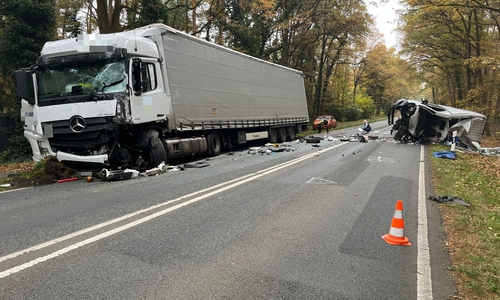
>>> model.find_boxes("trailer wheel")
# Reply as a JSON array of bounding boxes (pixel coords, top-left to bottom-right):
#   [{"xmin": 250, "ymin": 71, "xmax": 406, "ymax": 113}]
[
  {"xmin": 278, "ymin": 127, "xmax": 287, "ymax": 143},
  {"xmin": 149, "ymin": 135, "xmax": 167, "ymax": 167},
  {"xmin": 207, "ymin": 132, "xmax": 222, "ymax": 156},
  {"xmin": 286, "ymin": 126, "xmax": 296, "ymax": 141},
  {"xmin": 268, "ymin": 128, "xmax": 278, "ymax": 143}
]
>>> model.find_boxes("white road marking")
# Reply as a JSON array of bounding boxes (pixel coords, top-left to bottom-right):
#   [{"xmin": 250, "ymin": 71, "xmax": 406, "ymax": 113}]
[
  {"xmin": 0, "ymin": 142, "xmax": 348, "ymax": 278},
  {"xmin": 372, "ymin": 125, "xmax": 393, "ymax": 133},
  {"xmin": 417, "ymin": 146, "xmax": 433, "ymax": 299},
  {"xmin": 306, "ymin": 177, "xmax": 337, "ymax": 184},
  {"xmin": 367, "ymin": 156, "xmax": 394, "ymax": 163}
]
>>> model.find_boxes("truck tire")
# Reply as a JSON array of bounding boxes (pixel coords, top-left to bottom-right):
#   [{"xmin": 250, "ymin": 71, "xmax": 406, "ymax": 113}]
[
  {"xmin": 149, "ymin": 135, "xmax": 167, "ymax": 167},
  {"xmin": 306, "ymin": 137, "xmax": 321, "ymax": 143},
  {"xmin": 278, "ymin": 127, "xmax": 287, "ymax": 143},
  {"xmin": 286, "ymin": 126, "xmax": 296, "ymax": 141},
  {"xmin": 207, "ymin": 132, "xmax": 222, "ymax": 156},
  {"xmin": 268, "ymin": 128, "xmax": 278, "ymax": 143}
]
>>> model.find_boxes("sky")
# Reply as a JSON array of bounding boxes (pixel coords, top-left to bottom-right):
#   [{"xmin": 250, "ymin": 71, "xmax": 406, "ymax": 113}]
[{"xmin": 367, "ymin": 0, "xmax": 402, "ymax": 48}]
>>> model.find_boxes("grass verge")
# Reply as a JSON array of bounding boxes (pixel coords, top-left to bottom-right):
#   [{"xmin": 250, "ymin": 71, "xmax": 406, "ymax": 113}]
[
  {"xmin": 0, "ymin": 157, "xmax": 75, "ymax": 188},
  {"xmin": 429, "ymin": 143, "xmax": 500, "ymax": 299}
]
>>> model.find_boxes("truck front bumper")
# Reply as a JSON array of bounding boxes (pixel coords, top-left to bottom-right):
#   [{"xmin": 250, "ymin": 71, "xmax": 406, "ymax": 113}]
[
  {"xmin": 56, "ymin": 151, "xmax": 109, "ymax": 166},
  {"xmin": 24, "ymin": 129, "xmax": 109, "ymax": 167}
]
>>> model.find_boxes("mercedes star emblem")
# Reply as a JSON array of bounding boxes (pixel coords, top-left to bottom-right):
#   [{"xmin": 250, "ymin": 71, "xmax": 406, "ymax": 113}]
[{"xmin": 69, "ymin": 115, "xmax": 86, "ymax": 133}]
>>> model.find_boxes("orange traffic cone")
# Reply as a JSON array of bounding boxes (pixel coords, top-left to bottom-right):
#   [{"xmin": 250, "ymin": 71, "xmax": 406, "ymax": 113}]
[{"xmin": 382, "ymin": 200, "xmax": 411, "ymax": 246}]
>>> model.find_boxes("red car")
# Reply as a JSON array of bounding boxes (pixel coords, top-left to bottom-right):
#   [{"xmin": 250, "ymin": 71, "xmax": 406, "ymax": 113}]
[{"xmin": 312, "ymin": 115, "xmax": 337, "ymax": 130}]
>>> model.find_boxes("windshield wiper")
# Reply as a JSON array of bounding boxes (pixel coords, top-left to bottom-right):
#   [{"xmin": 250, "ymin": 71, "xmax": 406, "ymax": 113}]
[{"xmin": 102, "ymin": 77, "xmax": 125, "ymax": 90}]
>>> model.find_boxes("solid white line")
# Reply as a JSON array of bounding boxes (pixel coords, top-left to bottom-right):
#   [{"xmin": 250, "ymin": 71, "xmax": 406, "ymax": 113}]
[
  {"xmin": 0, "ymin": 171, "xmax": 264, "ymax": 279},
  {"xmin": 372, "ymin": 125, "xmax": 393, "ymax": 133},
  {"xmin": 0, "ymin": 187, "xmax": 31, "ymax": 194},
  {"xmin": 417, "ymin": 146, "xmax": 433, "ymax": 299},
  {"xmin": 0, "ymin": 172, "xmax": 256, "ymax": 263},
  {"xmin": 0, "ymin": 142, "xmax": 348, "ymax": 278}
]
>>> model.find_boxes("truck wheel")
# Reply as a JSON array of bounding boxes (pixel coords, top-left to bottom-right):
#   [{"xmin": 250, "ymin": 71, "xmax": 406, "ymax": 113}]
[
  {"xmin": 149, "ymin": 135, "xmax": 167, "ymax": 167},
  {"xmin": 268, "ymin": 128, "xmax": 278, "ymax": 143},
  {"xmin": 278, "ymin": 127, "xmax": 287, "ymax": 143},
  {"xmin": 207, "ymin": 132, "xmax": 222, "ymax": 156},
  {"xmin": 286, "ymin": 126, "xmax": 296, "ymax": 141},
  {"xmin": 306, "ymin": 137, "xmax": 321, "ymax": 143}
]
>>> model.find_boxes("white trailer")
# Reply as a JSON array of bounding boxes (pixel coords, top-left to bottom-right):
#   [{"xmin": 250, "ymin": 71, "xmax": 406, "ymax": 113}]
[{"xmin": 15, "ymin": 24, "xmax": 309, "ymax": 170}]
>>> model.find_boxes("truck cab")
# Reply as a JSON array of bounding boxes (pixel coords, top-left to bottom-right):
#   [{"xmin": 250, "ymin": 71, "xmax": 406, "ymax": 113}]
[{"xmin": 16, "ymin": 30, "xmax": 171, "ymax": 170}]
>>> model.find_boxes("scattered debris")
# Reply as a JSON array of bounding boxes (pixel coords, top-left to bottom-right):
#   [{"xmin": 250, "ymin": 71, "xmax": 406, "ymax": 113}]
[
  {"xmin": 141, "ymin": 162, "xmax": 168, "ymax": 176},
  {"xmin": 428, "ymin": 195, "xmax": 470, "ymax": 207},
  {"xmin": 184, "ymin": 161, "xmax": 210, "ymax": 168},
  {"xmin": 96, "ymin": 169, "xmax": 136, "ymax": 181},
  {"xmin": 57, "ymin": 177, "xmax": 78, "ymax": 183},
  {"xmin": 470, "ymin": 142, "xmax": 500, "ymax": 157},
  {"xmin": 433, "ymin": 151, "xmax": 456, "ymax": 160},
  {"xmin": 306, "ymin": 137, "xmax": 321, "ymax": 144},
  {"xmin": 6, "ymin": 156, "xmax": 77, "ymax": 187},
  {"xmin": 165, "ymin": 165, "xmax": 184, "ymax": 172},
  {"xmin": 357, "ymin": 134, "xmax": 368, "ymax": 143}
]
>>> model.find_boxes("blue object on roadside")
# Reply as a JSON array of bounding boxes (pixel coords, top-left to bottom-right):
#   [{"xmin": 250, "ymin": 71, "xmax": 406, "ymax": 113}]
[{"xmin": 433, "ymin": 150, "xmax": 456, "ymax": 160}]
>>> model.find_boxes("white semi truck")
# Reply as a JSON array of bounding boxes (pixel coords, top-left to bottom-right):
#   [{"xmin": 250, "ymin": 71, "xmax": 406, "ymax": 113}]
[{"xmin": 15, "ymin": 24, "xmax": 309, "ymax": 170}]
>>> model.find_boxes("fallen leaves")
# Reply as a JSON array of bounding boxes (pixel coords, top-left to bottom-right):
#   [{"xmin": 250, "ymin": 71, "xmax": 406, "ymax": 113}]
[{"xmin": 0, "ymin": 161, "xmax": 34, "ymax": 175}]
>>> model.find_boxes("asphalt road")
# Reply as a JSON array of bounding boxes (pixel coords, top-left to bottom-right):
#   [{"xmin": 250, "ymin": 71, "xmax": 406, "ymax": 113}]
[{"xmin": 0, "ymin": 121, "xmax": 456, "ymax": 299}]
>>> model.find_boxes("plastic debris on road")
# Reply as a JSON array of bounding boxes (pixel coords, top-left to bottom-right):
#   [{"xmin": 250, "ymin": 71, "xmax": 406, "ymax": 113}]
[
  {"xmin": 427, "ymin": 195, "xmax": 471, "ymax": 207},
  {"xmin": 184, "ymin": 161, "xmax": 210, "ymax": 168}
]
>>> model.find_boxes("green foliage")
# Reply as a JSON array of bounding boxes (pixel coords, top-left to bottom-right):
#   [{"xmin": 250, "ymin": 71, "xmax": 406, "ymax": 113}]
[
  {"xmin": 0, "ymin": 0, "xmax": 56, "ymax": 161},
  {"xmin": 343, "ymin": 106, "xmax": 360, "ymax": 121},
  {"xmin": 0, "ymin": 102, "xmax": 31, "ymax": 163},
  {"xmin": 134, "ymin": 0, "xmax": 170, "ymax": 28},
  {"xmin": 0, "ymin": 0, "xmax": 56, "ymax": 75},
  {"xmin": 355, "ymin": 93, "xmax": 374, "ymax": 119},
  {"xmin": 400, "ymin": 0, "xmax": 500, "ymax": 126}
]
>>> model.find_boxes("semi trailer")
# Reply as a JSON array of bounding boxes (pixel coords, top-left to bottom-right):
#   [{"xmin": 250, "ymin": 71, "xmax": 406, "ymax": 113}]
[{"xmin": 15, "ymin": 23, "xmax": 309, "ymax": 170}]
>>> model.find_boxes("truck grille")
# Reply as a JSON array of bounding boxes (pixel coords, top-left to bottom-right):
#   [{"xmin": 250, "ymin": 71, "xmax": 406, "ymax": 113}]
[{"xmin": 42, "ymin": 117, "xmax": 113, "ymax": 154}]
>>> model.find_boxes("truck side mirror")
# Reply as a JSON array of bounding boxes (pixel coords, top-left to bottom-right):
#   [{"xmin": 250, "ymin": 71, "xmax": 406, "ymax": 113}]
[{"xmin": 15, "ymin": 68, "xmax": 35, "ymax": 105}]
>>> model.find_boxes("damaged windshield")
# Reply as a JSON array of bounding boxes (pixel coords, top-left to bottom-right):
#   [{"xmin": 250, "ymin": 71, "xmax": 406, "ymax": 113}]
[{"xmin": 37, "ymin": 59, "xmax": 126, "ymax": 105}]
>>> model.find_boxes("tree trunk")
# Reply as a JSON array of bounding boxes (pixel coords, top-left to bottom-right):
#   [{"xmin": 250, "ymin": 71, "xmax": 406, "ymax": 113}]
[
  {"xmin": 313, "ymin": 35, "xmax": 327, "ymax": 117},
  {"xmin": 96, "ymin": 0, "xmax": 123, "ymax": 33}
]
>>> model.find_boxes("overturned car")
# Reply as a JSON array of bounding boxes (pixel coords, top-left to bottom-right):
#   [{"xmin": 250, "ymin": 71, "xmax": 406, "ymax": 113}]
[{"xmin": 388, "ymin": 99, "xmax": 486, "ymax": 147}]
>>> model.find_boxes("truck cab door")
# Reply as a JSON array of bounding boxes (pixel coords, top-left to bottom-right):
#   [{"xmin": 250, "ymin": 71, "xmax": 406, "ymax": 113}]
[{"xmin": 129, "ymin": 58, "xmax": 168, "ymax": 123}]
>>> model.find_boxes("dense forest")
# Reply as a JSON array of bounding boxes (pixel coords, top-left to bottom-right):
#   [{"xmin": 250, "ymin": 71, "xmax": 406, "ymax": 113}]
[{"xmin": 0, "ymin": 0, "xmax": 499, "ymax": 160}]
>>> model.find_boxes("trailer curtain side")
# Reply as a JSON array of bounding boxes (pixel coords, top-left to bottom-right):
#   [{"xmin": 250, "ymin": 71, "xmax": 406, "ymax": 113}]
[{"xmin": 161, "ymin": 30, "xmax": 309, "ymax": 131}]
